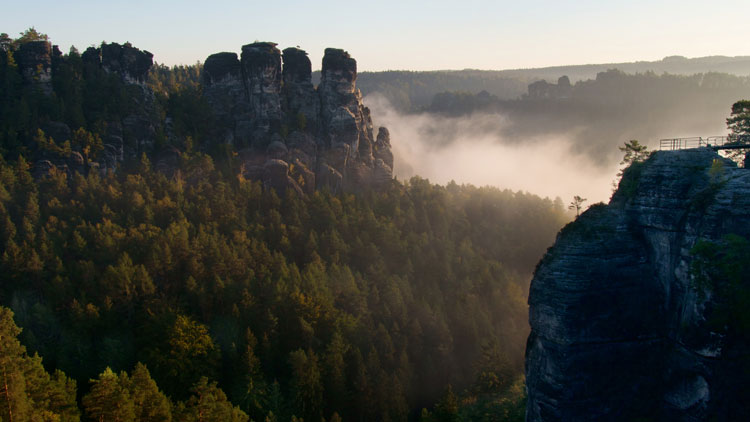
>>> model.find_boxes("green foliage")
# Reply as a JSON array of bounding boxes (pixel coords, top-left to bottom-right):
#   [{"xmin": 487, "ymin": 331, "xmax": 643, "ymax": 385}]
[
  {"xmin": 434, "ymin": 385, "xmax": 459, "ymax": 422},
  {"xmin": 176, "ymin": 377, "xmax": 248, "ymax": 422},
  {"xmin": 0, "ymin": 154, "xmax": 566, "ymax": 421},
  {"xmin": 690, "ymin": 234, "xmax": 750, "ymax": 331},
  {"xmin": 727, "ymin": 99, "xmax": 750, "ymax": 140},
  {"xmin": 689, "ymin": 234, "xmax": 750, "ymax": 412},
  {"xmin": 83, "ymin": 367, "xmax": 136, "ymax": 422},
  {"xmin": 619, "ymin": 140, "xmax": 649, "ymax": 167},
  {"xmin": 127, "ymin": 363, "xmax": 172, "ymax": 422},
  {"xmin": 0, "ymin": 307, "xmax": 80, "ymax": 422},
  {"xmin": 146, "ymin": 315, "xmax": 220, "ymax": 398},
  {"xmin": 568, "ymin": 195, "xmax": 587, "ymax": 217},
  {"xmin": 613, "ymin": 140, "xmax": 651, "ymax": 200},
  {"xmin": 72, "ymin": 127, "xmax": 103, "ymax": 164},
  {"xmin": 689, "ymin": 159, "xmax": 728, "ymax": 212}
]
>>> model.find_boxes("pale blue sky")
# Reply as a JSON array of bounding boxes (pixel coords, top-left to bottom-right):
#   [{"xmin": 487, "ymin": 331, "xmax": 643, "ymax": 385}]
[{"xmin": 3, "ymin": 0, "xmax": 749, "ymax": 71}]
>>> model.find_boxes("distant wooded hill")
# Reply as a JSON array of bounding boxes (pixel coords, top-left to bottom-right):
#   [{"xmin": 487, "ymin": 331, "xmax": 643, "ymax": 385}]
[{"xmin": 311, "ymin": 55, "xmax": 750, "ymax": 111}]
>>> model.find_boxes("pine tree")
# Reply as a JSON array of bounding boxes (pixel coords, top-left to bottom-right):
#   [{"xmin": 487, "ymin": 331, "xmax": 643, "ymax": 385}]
[
  {"xmin": 82, "ymin": 367, "xmax": 135, "ymax": 422},
  {"xmin": 0, "ymin": 307, "xmax": 80, "ymax": 422},
  {"xmin": 128, "ymin": 363, "xmax": 172, "ymax": 422},
  {"xmin": 0, "ymin": 307, "xmax": 32, "ymax": 422},
  {"xmin": 433, "ymin": 385, "xmax": 459, "ymax": 422},
  {"xmin": 177, "ymin": 377, "xmax": 248, "ymax": 422},
  {"xmin": 288, "ymin": 349, "xmax": 323, "ymax": 422}
]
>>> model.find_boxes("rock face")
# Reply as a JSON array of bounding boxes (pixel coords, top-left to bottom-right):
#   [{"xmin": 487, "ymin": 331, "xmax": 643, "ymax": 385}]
[
  {"xmin": 83, "ymin": 42, "xmax": 153, "ymax": 84},
  {"xmin": 525, "ymin": 149, "xmax": 750, "ymax": 421},
  {"xmin": 16, "ymin": 41, "xmax": 53, "ymax": 93},
  {"xmin": 202, "ymin": 44, "xmax": 393, "ymax": 193},
  {"xmin": 81, "ymin": 42, "xmax": 158, "ymax": 166}
]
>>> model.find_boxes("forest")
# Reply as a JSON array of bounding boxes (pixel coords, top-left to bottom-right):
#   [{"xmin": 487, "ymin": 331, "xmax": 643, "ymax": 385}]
[
  {"xmin": 0, "ymin": 149, "xmax": 567, "ymax": 421},
  {"xmin": 0, "ymin": 29, "xmax": 570, "ymax": 421}
]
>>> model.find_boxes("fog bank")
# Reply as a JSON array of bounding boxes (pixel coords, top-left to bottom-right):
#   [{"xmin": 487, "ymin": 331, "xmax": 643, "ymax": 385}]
[{"xmin": 366, "ymin": 94, "xmax": 619, "ymax": 205}]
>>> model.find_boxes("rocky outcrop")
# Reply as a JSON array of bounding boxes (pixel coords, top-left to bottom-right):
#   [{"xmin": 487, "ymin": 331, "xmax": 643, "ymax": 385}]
[
  {"xmin": 82, "ymin": 42, "xmax": 153, "ymax": 84},
  {"xmin": 202, "ymin": 44, "xmax": 393, "ymax": 193},
  {"xmin": 16, "ymin": 40, "xmax": 53, "ymax": 93},
  {"xmin": 526, "ymin": 148, "xmax": 750, "ymax": 421},
  {"xmin": 282, "ymin": 48, "xmax": 319, "ymax": 133},
  {"xmin": 81, "ymin": 42, "xmax": 157, "ymax": 166},
  {"xmin": 241, "ymin": 42, "xmax": 283, "ymax": 149},
  {"xmin": 15, "ymin": 36, "xmax": 392, "ymax": 193}
]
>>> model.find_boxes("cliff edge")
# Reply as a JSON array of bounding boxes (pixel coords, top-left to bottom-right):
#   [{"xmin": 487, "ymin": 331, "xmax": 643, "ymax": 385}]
[{"xmin": 525, "ymin": 148, "xmax": 750, "ymax": 421}]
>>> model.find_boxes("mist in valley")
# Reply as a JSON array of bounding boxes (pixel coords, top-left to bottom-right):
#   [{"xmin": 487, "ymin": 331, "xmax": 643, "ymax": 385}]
[
  {"xmin": 367, "ymin": 94, "xmax": 617, "ymax": 204},
  {"xmin": 366, "ymin": 69, "xmax": 744, "ymax": 206}
]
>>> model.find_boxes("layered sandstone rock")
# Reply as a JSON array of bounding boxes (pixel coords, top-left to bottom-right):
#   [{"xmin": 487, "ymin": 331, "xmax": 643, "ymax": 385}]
[
  {"xmin": 202, "ymin": 44, "xmax": 393, "ymax": 194},
  {"xmin": 526, "ymin": 149, "xmax": 750, "ymax": 421}
]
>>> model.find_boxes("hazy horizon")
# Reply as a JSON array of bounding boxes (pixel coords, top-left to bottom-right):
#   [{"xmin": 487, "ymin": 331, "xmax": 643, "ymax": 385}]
[{"xmin": 3, "ymin": 1, "xmax": 750, "ymax": 71}]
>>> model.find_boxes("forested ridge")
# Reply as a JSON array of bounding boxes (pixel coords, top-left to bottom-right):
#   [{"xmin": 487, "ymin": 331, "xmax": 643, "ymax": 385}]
[{"xmin": 0, "ymin": 30, "xmax": 569, "ymax": 422}]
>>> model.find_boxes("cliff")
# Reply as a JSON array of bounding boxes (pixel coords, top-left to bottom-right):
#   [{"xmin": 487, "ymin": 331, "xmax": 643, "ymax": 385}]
[{"xmin": 525, "ymin": 148, "xmax": 750, "ymax": 421}]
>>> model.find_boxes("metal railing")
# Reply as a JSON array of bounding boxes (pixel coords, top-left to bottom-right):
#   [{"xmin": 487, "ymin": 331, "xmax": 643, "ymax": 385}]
[{"xmin": 659, "ymin": 136, "xmax": 749, "ymax": 150}]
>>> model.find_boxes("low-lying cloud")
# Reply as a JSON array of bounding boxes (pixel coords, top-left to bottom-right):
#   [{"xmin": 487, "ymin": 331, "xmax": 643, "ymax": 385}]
[{"xmin": 365, "ymin": 94, "xmax": 620, "ymax": 205}]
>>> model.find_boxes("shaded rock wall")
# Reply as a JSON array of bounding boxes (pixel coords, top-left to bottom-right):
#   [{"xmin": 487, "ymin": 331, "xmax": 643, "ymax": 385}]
[
  {"xmin": 81, "ymin": 42, "xmax": 158, "ymax": 168},
  {"xmin": 17, "ymin": 40, "xmax": 53, "ymax": 93},
  {"xmin": 25, "ymin": 42, "xmax": 158, "ymax": 177},
  {"xmin": 526, "ymin": 148, "xmax": 750, "ymax": 421}
]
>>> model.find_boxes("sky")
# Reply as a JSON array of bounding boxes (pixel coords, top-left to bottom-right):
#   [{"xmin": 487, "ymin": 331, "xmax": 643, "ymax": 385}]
[{"xmin": 3, "ymin": 0, "xmax": 750, "ymax": 71}]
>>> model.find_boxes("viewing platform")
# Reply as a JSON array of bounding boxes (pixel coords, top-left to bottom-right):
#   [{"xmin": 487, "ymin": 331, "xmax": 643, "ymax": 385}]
[{"xmin": 659, "ymin": 135, "xmax": 750, "ymax": 151}]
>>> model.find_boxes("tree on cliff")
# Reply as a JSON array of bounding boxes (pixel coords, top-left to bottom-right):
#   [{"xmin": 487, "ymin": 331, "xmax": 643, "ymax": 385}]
[
  {"xmin": 619, "ymin": 140, "xmax": 649, "ymax": 167},
  {"xmin": 726, "ymin": 100, "xmax": 750, "ymax": 164},
  {"xmin": 12, "ymin": 27, "xmax": 48, "ymax": 48},
  {"xmin": 727, "ymin": 100, "xmax": 750, "ymax": 140},
  {"xmin": 569, "ymin": 195, "xmax": 587, "ymax": 217}
]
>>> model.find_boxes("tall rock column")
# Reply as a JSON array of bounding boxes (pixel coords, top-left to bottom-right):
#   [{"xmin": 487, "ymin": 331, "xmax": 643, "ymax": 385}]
[
  {"xmin": 203, "ymin": 52, "xmax": 246, "ymax": 145},
  {"xmin": 281, "ymin": 47, "xmax": 319, "ymax": 133},
  {"xmin": 317, "ymin": 48, "xmax": 377, "ymax": 189},
  {"xmin": 241, "ymin": 42, "xmax": 282, "ymax": 149}
]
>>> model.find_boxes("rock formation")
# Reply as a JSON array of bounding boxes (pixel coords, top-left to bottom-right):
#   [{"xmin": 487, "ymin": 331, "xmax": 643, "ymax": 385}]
[
  {"xmin": 21, "ymin": 41, "xmax": 158, "ymax": 178},
  {"xmin": 16, "ymin": 40, "xmax": 53, "ymax": 94},
  {"xmin": 80, "ymin": 42, "xmax": 158, "ymax": 168},
  {"xmin": 202, "ymin": 43, "xmax": 393, "ymax": 193},
  {"xmin": 526, "ymin": 148, "xmax": 750, "ymax": 421},
  {"xmin": 82, "ymin": 42, "xmax": 153, "ymax": 84},
  {"xmin": 15, "ymin": 36, "xmax": 392, "ymax": 193}
]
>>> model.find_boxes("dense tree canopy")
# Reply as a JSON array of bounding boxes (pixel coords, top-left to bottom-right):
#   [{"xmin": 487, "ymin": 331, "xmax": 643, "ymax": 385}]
[{"xmin": 0, "ymin": 151, "xmax": 567, "ymax": 420}]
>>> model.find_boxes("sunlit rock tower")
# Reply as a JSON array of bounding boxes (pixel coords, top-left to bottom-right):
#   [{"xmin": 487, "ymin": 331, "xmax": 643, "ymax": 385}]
[{"xmin": 202, "ymin": 43, "xmax": 394, "ymax": 194}]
